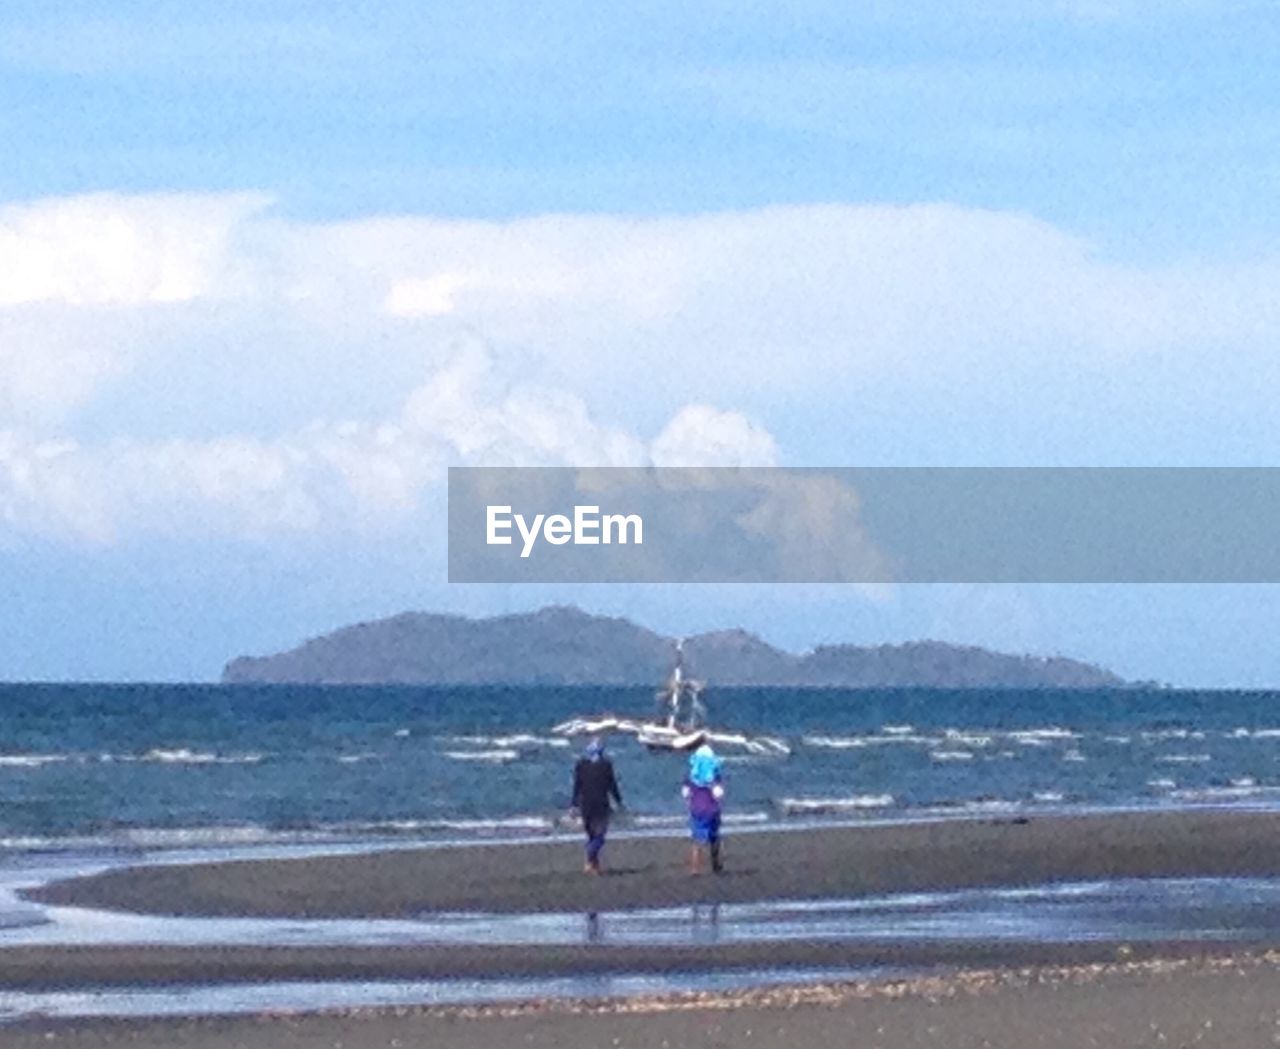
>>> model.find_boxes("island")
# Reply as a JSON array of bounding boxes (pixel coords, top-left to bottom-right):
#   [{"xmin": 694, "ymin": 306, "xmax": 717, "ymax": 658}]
[{"xmin": 221, "ymin": 605, "xmax": 1128, "ymax": 688}]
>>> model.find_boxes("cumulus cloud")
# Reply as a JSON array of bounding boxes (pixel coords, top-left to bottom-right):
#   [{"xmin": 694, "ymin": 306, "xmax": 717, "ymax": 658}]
[
  {"xmin": 2, "ymin": 190, "xmax": 1278, "ymax": 543},
  {"xmin": 5, "ymin": 191, "xmax": 1279, "ymax": 428},
  {"xmin": 0, "ymin": 192, "xmax": 267, "ymax": 307},
  {"xmin": 0, "ymin": 340, "xmax": 773, "ymax": 544},
  {"xmin": 651, "ymin": 404, "xmax": 780, "ymax": 467}
]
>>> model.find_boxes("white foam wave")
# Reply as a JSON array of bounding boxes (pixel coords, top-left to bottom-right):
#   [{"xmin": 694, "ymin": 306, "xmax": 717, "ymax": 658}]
[
  {"xmin": 1033, "ymin": 792, "xmax": 1065, "ymax": 803},
  {"xmin": 0, "ymin": 754, "xmax": 68, "ymax": 768},
  {"xmin": 931, "ymin": 750, "xmax": 974, "ymax": 762},
  {"xmin": 441, "ymin": 749, "xmax": 521, "ymax": 763},
  {"xmin": 136, "ymin": 749, "xmax": 264, "ymax": 765},
  {"xmin": 776, "ymin": 794, "xmax": 895, "ymax": 815},
  {"xmin": 1008, "ymin": 728, "xmax": 1079, "ymax": 745},
  {"xmin": 942, "ymin": 730, "xmax": 993, "ymax": 747},
  {"xmin": 1170, "ymin": 785, "xmax": 1280, "ymax": 802},
  {"xmin": 373, "ymin": 816, "xmax": 554, "ymax": 834},
  {"xmin": 802, "ymin": 734, "xmax": 930, "ymax": 749},
  {"xmin": 960, "ymin": 799, "xmax": 1022, "ymax": 813},
  {"xmin": 628, "ymin": 814, "xmax": 686, "ymax": 828},
  {"xmin": 443, "ymin": 735, "xmax": 570, "ymax": 749},
  {"xmin": 1158, "ymin": 754, "xmax": 1212, "ymax": 764}
]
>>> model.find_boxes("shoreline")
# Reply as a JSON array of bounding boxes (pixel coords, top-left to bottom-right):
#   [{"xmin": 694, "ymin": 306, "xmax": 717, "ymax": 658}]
[
  {"xmin": 27, "ymin": 808, "xmax": 1280, "ymax": 917},
  {"xmin": 6, "ymin": 810, "xmax": 1280, "ymax": 1039}
]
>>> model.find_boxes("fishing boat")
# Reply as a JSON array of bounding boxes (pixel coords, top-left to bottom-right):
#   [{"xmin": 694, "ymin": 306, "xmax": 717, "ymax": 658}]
[{"xmin": 551, "ymin": 640, "xmax": 791, "ymax": 756}]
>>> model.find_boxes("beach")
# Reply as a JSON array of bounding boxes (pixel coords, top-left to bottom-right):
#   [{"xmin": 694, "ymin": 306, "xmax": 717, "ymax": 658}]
[
  {"xmin": 30, "ymin": 808, "xmax": 1280, "ymax": 917},
  {"xmin": 6, "ymin": 810, "xmax": 1280, "ymax": 1044},
  {"xmin": 5, "ymin": 954, "xmax": 1280, "ymax": 1047}
]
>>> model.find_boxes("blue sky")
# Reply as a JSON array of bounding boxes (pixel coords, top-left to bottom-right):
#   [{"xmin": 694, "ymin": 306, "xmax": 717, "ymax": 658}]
[{"xmin": 2, "ymin": 1, "xmax": 1280, "ymax": 683}]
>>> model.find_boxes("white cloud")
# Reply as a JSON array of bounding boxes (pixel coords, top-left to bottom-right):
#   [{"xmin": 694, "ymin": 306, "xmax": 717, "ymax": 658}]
[
  {"xmin": 2, "ymin": 190, "xmax": 1279, "ymax": 541},
  {"xmin": 0, "ymin": 340, "xmax": 771, "ymax": 544},
  {"xmin": 651, "ymin": 405, "xmax": 779, "ymax": 467},
  {"xmin": 6, "ymin": 191, "xmax": 1279, "ymax": 429},
  {"xmin": 0, "ymin": 192, "xmax": 267, "ymax": 307}
]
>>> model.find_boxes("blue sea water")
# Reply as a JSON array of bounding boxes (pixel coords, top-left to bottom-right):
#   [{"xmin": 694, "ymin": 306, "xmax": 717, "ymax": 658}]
[{"xmin": 2, "ymin": 683, "xmax": 1280, "ymax": 850}]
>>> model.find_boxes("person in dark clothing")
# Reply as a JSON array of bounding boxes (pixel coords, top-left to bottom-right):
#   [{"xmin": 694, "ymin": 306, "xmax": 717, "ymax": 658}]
[{"xmin": 571, "ymin": 737, "xmax": 623, "ymax": 874}]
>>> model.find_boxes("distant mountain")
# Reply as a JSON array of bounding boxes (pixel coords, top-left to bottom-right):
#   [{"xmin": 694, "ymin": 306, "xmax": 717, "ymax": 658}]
[{"xmin": 222, "ymin": 606, "xmax": 1127, "ymax": 688}]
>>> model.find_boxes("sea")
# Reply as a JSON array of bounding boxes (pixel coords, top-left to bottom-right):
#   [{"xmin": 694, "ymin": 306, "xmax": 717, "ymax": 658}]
[
  {"xmin": 2, "ymin": 682, "xmax": 1279, "ymax": 851},
  {"xmin": 7, "ymin": 682, "xmax": 1280, "ymax": 1020}
]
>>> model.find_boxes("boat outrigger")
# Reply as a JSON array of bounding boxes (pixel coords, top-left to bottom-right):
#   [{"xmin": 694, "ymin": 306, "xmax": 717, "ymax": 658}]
[{"xmin": 551, "ymin": 640, "xmax": 791, "ymax": 756}]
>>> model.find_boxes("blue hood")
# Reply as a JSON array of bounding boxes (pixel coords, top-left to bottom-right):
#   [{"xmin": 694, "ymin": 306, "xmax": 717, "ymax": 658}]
[{"xmin": 688, "ymin": 745, "xmax": 721, "ymax": 787}]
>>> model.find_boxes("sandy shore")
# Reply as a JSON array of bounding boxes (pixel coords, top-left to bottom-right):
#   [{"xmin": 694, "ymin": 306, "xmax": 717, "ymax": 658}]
[
  {"xmin": 5, "ymin": 953, "xmax": 1280, "ymax": 1048},
  {"xmin": 29, "ymin": 808, "xmax": 1280, "ymax": 917},
  {"xmin": 7, "ymin": 812, "xmax": 1280, "ymax": 1042}
]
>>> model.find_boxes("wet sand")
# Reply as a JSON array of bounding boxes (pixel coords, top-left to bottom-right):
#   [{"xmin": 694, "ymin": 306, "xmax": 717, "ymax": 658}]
[
  {"xmin": 5, "ymin": 953, "xmax": 1280, "ymax": 1048},
  {"xmin": 29, "ymin": 808, "xmax": 1280, "ymax": 917},
  {"xmin": 9, "ymin": 810, "xmax": 1280, "ymax": 1045}
]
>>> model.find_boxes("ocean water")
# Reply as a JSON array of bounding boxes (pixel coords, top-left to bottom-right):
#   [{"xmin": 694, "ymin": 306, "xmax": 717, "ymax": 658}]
[{"xmin": 2, "ymin": 683, "xmax": 1280, "ymax": 851}]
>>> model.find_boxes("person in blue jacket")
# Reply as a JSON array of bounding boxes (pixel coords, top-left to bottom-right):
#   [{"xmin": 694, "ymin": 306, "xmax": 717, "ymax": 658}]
[{"xmin": 682, "ymin": 742, "xmax": 725, "ymax": 875}]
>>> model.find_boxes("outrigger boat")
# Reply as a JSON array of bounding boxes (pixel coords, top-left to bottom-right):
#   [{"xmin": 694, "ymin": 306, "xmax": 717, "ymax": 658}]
[{"xmin": 551, "ymin": 640, "xmax": 791, "ymax": 756}]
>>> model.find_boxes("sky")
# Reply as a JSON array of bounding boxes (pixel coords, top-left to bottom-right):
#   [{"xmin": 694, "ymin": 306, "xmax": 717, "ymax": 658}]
[{"xmin": 2, "ymin": 1, "xmax": 1280, "ymax": 684}]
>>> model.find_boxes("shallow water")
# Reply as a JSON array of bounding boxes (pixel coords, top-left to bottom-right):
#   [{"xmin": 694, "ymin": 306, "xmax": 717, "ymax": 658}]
[
  {"xmin": 4, "ymin": 839, "xmax": 1280, "ymax": 1020},
  {"xmin": 4, "ymin": 840, "xmax": 1280, "ymax": 950},
  {"xmin": 4, "ymin": 873, "xmax": 1280, "ymax": 1020},
  {"xmin": 0, "ymin": 966, "xmax": 890, "ymax": 1022}
]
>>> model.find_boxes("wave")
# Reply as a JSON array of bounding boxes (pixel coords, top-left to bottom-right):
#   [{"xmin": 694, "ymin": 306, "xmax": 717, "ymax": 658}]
[
  {"xmin": 776, "ymin": 794, "xmax": 895, "ymax": 815},
  {"xmin": 1169, "ymin": 785, "xmax": 1280, "ymax": 803},
  {"xmin": 440, "ymin": 749, "xmax": 521, "ymax": 763},
  {"xmin": 372, "ymin": 816, "xmax": 555, "ymax": 834},
  {"xmin": 135, "ymin": 749, "xmax": 265, "ymax": 765},
  {"xmin": 0, "ymin": 754, "xmax": 69, "ymax": 768},
  {"xmin": 802, "ymin": 733, "xmax": 931, "ymax": 749},
  {"xmin": 941, "ymin": 730, "xmax": 994, "ymax": 747},
  {"xmin": 442, "ymin": 735, "xmax": 570, "ymax": 749},
  {"xmin": 627, "ymin": 814, "xmax": 686, "ymax": 828},
  {"xmin": 931, "ymin": 750, "xmax": 974, "ymax": 762},
  {"xmin": 1008, "ymin": 728, "xmax": 1079, "ymax": 745},
  {"xmin": 959, "ymin": 798, "xmax": 1023, "ymax": 813},
  {"xmin": 798, "ymin": 731, "xmax": 931, "ymax": 752},
  {"xmin": 0, "ymin": 815, "xmax": 565, "ymax": 853},
  {"xmin": 0, "ymin": 751, "xmax": 266, "ymax": 768},
  {"xmin": 1226, "ymin": 728, "xmax": 1280, "ymax": 740},
  {"xmin": 1157, "ymin": 754, "xmax": 1212, "ymax": 764}
]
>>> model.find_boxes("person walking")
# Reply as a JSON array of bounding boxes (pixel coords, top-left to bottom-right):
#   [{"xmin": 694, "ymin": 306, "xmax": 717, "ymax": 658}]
[
  {"xmin": 571, "ymin": 737, "xmax": 623, "ymax": 875},
  {"xmin": 682, "ymin": 742, "xmax": 725, "ymax": 875}
]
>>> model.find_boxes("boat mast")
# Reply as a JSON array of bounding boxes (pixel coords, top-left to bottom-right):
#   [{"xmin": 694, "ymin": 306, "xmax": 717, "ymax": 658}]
[{"xmin": 667, "ymin": 638, "xmax": 685, "ymax": 728}]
